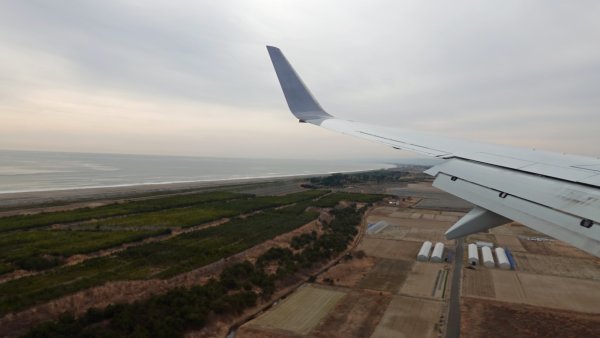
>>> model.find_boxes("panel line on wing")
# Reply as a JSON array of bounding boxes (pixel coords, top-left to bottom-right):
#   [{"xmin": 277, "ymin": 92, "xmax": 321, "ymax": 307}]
[{"xmin": 356, "ymin": 131, "xmax": 451, "ymax": 156}]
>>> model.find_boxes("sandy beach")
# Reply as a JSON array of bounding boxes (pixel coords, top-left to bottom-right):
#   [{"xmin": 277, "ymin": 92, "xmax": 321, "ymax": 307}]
[{"xmin": 0, "ymin": 175, "xmax": 312, "ymax": 213}]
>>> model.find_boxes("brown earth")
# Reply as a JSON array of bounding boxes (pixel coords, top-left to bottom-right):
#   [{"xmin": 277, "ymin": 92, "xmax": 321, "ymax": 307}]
[
  {"xmin": 317, "ymin": 254, "xmax": 377, "ymax": 288},
  {"xmin": 370, "ymin": 295, "xmax": 444, "ymax": 338},
  {"xmin": 461, "ymin": 298, "xmax": 600, "ymax": 338},
  {"xmin": 235, "ymin": 325, "xmax": 301, "ymax": 338},
  {"xmin": 356, "ymin": 237, "xmax": 422, "ymax": 260},
  {"xmin": 311, "ymin": 289, "xmax": 393, "ymax": 338},
  {"xmin": 490, "ymin": 271, "xmax": 600, "ymax": 313},
  {"xmin": 493, "ymin": 234, "xmax": 526, "ymax": 252},
  {"xmin": 358, "ymin": 258, "xmax": 414, "ymax": 293},
  {"xmin": 519, "ymin": 238, "xmax": 596, "ymax": 259},
  {"xmin": 399, "ymin": 262, "xmax": 449, "ymax": 300},
  {"xmin": 243, "ymin": 285, "xmax": 346, "ymax": 335},
  {"xmin": 462, "ymin": 268, "xmax": 496, "ymax": 298},
  {"xmin": 513, "ymin": 252, "xmax": 600, "ymax": 280}
]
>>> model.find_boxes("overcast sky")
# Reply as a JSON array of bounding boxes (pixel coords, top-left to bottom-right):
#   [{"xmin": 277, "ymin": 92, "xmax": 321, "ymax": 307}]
[{"xmin": 0, "ymin": 1, "xmax": 599, "ymax": 160}]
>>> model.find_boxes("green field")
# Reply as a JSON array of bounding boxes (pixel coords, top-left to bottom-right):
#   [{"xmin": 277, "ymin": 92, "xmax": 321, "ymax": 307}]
[
  {"xmin": 0, "ymin": 230, "xmax": 165, "ymax": 271},
  {"xmin": 0, "ymin": 188, "xmax": 385, "ymax": 317},
  {"xmin": 23, "ymin": 204, "xmax": 371, "ymax": 338},
  {"xmin": 0, "ymin": 191, "xmax": 246, "ymax": 232},
  {"xmin": 0, "ymin": 190, "xmax": 327, "ymax": 274},
  {"xmin": 85, "ymin": 190, "xmax": 327, "ymax": 230}
]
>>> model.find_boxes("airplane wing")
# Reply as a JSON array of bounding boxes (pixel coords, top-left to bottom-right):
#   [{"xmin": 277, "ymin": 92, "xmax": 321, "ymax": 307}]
[{"xmin": 266, "ymin": 45, "xmax": 600, "ymax": 257}]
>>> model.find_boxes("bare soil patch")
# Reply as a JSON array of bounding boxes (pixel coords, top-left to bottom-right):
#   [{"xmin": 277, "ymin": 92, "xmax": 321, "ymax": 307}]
[
  {"xmin": 235, "ymin": 326, "xmax": 301, "ymax": 338},
  {"xmin": 370, "ymin": 225, "xmax": 409, "ymax": 240},
  {"xmin": 400, "ymin": 262, "xmax": 447, "ymax": 299},
  {"xmin": 356, "ymin": 238, "xmax": 422, "ymax": 261},
  {"xmin": 461, "ymin": 298, "xmax": 600, "ymax": 338},
  {"xmin": 493, "ymin": 234, "xmax": 526, "ymax": 252},
  {"xmin": 358, "ymin": 259, "xmax": 414, "ymax": 293},
  {"xmin": 403, "ymin": 227, "xmax": 451, "ymax": 244},
  {"xmin": 513, "ymin": 252, "xmax": 600, "ymax": 280},
  {"xmin": 490, "ymin": 270, "xmax": 600, "ymax": 313},
  {"xmin": 370, "ymin": 295, "xmax": 443, "ymax": 338},
  {"xmin": 462, "ymin": 268, "xmax": 496, "ymax": 298},
  {"xmin": 317, "ymin": 255, "xmax": 377, "ymax": 288},
  {"xmin": 246, "ymin": 284, "xmax": 346, "ymax": 335},
  {"xmin": 519, "ymin": 239, "xmax": 595, "ymax": 259},
  {"xmin": 311, "ymin": 289, "xmax": 393, "ymax": 338}
]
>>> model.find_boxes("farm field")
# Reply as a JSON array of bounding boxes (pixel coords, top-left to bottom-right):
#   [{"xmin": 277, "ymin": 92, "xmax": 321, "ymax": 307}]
[
  {"xmin": 358, "ymin": 258, "xmax": 413, "ymax": 293},
  {"xmin": 399, "ymin": 262, "xmax": 448, "ymax": 299},
  {"xmin": 317, "ymin": 256, "xmax": 377, "ymax": 288},
  {"xmin": 247, "ymin": 284, "xmax": 347, "ymax": 335},
  {"xmin": 462, "ymin": 268, "xmax": 496, "ymax": 298},
  {"xmin": 461, "ymin": 298, "xmax": 600, "ymax": 338},
  {"xmin": 0, "ymin": 191, "xmax": 246, "ymax": 232},
  {"xmin": 512, "ymin": 252, "xmax": 600, "ymax": 280},
  {"xmin": 460, "ymin": 215, "xmax": 600, "ymax": 337},
  {"xmin": 370, "ymin": 295, "xmax": 444, "ymax": 338},
  {"xmin": 356, "ymin": 237, "xmax": 422, "ymax": 260},
  {"xmin": 239, "ymin": 199, "xmax": 455, "ymax": 338},
  {"xmin": 0, "ymin": 201, "xmax": 321, "ymax": 315},
  {"xmin": 0, "ymin": 190, "xmax": 327, "ymax": 274},
  {"xmin": 10, "ymin": 177, "xmax": 600, "ymax": 337},
  {"xmin": 491, "ymin": 271, "xmax": 600, "ymax": 313},
  {"xmin": 1, "ymin": 183, "xmax": 387, "ymax": 337},
  {"xmin": 311, "ymin": 289, "xmax": 392, "ymax": 338}
]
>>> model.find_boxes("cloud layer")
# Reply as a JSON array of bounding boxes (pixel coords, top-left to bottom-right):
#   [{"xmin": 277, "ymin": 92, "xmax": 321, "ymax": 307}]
[{"xmin": 1, "ymin": 1, "xmax": 599, "ymax": 159}]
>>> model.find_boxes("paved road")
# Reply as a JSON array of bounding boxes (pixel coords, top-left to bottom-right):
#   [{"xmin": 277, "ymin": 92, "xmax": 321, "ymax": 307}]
[{"xmin": 446, "ymin": 238, "xmax": 463, "ymax": 338}]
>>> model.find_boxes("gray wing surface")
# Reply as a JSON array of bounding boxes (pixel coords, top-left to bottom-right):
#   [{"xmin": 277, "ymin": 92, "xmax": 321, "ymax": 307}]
[{"xmin": 266, "ymin": 45, "xmax": 600, "ymax": 257}]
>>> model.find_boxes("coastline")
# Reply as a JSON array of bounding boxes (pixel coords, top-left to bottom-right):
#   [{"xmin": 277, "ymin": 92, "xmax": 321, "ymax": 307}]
[
  {"xmin": 0, "ymin": 163, "xmax": 397, "ymax": 211},
  {"xmin": 0, "ymin": 175, "xmax": 308, "ymax": 211}
]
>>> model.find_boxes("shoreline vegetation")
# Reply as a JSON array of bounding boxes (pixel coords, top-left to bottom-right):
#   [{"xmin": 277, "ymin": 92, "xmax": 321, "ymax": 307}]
[{"xmin": 0, "ymin": 169, "xmax": 424, "ymax": 337}]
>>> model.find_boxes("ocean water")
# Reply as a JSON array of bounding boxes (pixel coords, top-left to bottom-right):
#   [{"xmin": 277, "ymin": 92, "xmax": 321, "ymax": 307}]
[{"xmin": 0, "ymin": 150, "xmax": 393, "ymax": 194}]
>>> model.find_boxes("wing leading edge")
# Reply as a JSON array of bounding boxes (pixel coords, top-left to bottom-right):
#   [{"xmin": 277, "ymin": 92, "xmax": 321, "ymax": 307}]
[{"xmin": 266, "ymin": 46, "xmax": 600, "ymax": 257}]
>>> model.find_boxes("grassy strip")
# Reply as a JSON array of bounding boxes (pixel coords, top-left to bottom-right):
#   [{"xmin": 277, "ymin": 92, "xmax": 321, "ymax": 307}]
[
  {"xmin": 89, "ymin": 190, "xmax": 327, "ymax": 229},
  {"xmin": 0, "ymin": 230, "xmax": 166, "ymax": 271},
  {"xmin": 0, "ymin": 191, "xmax": 247, "ymax": 233}
]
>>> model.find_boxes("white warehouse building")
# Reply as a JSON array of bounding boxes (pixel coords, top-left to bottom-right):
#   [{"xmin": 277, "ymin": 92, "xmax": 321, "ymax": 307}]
[
  {"xmin": 495, "ymin": 247, "xmax": 511, "ymax": 270},
  {"xmin": 417, "ymin": 241, "xmax": 432, "ymax": 262},
  {"xmin": 468, "ymin": 243, "xmax": 479, "ymax": 265},
  {"xmin": 430, "ymin": 242, "xmax": 445, "ymax": 263},
  {"xmin": 481, "ymin": 246, "xmax": 495, "ymax": 268}
]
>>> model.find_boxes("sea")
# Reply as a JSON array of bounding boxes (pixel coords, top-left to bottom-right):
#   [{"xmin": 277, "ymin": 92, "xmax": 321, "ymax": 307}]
[{"xmin": 0, "ymin": 150, "xmax": 395, "ymax": 194}]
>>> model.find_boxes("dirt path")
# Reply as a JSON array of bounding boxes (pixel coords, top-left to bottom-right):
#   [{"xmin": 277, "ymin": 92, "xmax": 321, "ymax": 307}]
[{"xmin": 212, "ymin": 205, "xmax": 374, "ymax": 338}]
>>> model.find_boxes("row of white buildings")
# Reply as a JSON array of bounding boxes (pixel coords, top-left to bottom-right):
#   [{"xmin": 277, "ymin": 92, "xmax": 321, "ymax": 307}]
[
  {"xmin": 416, "ymin": 241, "xmax": 512, "ymax": 270},
  {"xmin": 468, "ymin": 243, "xmax": 510, "ymax": 269},
  {"xmin": 417, "ymin": 241, "xmax": 445, "ymax": 262}
]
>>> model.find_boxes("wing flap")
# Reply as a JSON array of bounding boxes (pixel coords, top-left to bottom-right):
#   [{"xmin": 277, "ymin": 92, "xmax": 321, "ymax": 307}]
[
  {"xmin": 426, "ymin": 159, "xmax": 600, "ymax": 224},
  {"xmin": 432, "ymin": 171, "xmax": 600, "ymax": 257}
]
